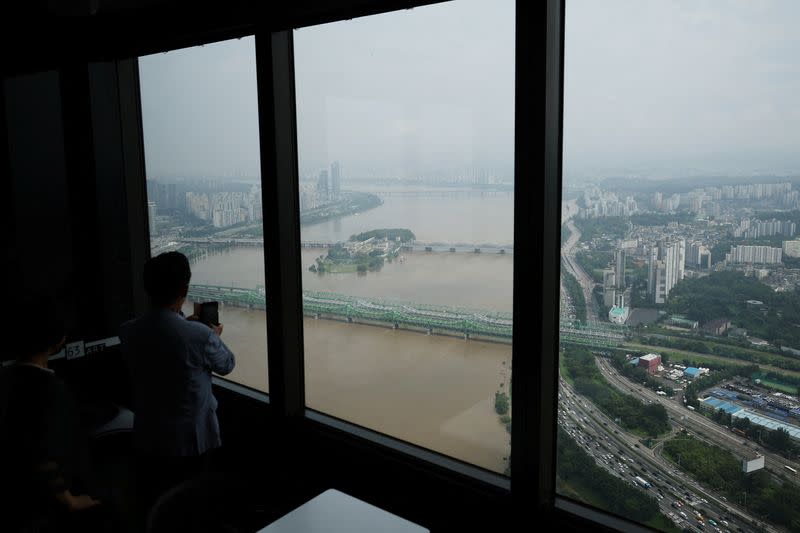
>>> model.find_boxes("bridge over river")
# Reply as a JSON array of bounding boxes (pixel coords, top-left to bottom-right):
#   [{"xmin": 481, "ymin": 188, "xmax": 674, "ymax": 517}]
[
  {"xmin": 187, "ymin": 284, "xmax": 625, "ymax": 344},
  {"xmin": 177, "ymin": 237, "xmax": 512, "ymax": 254}
]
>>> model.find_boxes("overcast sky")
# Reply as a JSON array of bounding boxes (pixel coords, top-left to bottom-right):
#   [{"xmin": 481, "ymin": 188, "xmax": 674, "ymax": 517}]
[
  {"xmin": 139, "ymin": 0, "xmax": 514, "ymax": 182},
  {"xmin": 139, "ymin": 0, "xmax": 800, "ymax": 183},
  {"xmin": 564, "ymin": 0, "xmax": 800, "ymax": 182}
]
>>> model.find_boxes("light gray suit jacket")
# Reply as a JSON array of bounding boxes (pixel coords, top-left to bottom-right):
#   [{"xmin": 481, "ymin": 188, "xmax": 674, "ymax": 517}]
[{"xmin": 120, "ymin": 309, "xmax": 235, "ymax": 456}]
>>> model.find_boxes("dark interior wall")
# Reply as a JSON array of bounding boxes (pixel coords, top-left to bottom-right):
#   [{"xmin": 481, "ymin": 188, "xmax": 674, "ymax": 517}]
[
  {"xmin": 4, "ymin": 71, "xmax": 77, "ymax": 334},
  {"xmin": 4, "ymin": 63, "xmax": 142, "ymax": 348}
]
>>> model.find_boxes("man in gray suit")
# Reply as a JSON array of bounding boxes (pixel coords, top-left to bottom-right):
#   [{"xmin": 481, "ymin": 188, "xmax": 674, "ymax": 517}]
[{"xmin": 119, "ymin": 251, "xmax": 235, "ymax": 518}]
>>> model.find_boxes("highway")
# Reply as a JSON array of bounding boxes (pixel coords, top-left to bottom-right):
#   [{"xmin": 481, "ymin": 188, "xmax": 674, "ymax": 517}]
[
  {"xmin": 594, "ymin": 355, "xmax": 800, "ymax": 486},
  {"xmin": 561, "ymin": 219, "xmax": 599, "ymax": 323},
  {"xmin": 559, "ymin": 376, "xmax": 772, "ymax": 532}
]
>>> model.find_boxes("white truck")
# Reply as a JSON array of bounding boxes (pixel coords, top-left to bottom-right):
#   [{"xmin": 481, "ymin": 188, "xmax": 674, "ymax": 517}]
[{"xmin": 634, "ymin": 476, "xmax": 652, "ymax": 489}]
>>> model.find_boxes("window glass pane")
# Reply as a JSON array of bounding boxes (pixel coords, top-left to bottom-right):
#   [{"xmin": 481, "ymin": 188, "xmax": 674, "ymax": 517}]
[
  {"xmin": 139, "ymin": 37, "xmax": 268, "ymax": 392},
  {"xmin": 558, "ymin": 2, "xmax": 800, "ymax": 531},
  {"xmin": 295, "ymin": 0, "xmax": 515, "ymax": 474}
]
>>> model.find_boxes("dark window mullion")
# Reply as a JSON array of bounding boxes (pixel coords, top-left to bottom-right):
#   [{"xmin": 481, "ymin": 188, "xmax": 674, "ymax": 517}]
[
  {"xmin": 256, "ymin": 30, "xmax": 305, "ymax": 416},
  {"xmin": 117, "ymin": 58, "xmax": 151, "ymax": 317},
  {"xmin": 509, "ymin": 0, "xmax": 564, "ymax": 511},
  {"xmin": 540, "ymin": 0, "xmax": 566, "ymax": 509}
]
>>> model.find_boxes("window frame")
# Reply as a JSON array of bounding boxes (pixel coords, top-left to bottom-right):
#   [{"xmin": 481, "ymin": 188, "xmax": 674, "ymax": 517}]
[{"xmin": 124, "ymin": 0, "xmax": 663, "ymax": 530}]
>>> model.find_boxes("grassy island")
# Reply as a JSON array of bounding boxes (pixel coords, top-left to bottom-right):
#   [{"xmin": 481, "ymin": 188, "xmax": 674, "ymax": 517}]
[
  {"xmin": 310, "ymin": 229, "xmax": 412, "ymax": 275},
  {"xmin": 349, "ymin": 228, "xmax": 416, "ymax": 243}
]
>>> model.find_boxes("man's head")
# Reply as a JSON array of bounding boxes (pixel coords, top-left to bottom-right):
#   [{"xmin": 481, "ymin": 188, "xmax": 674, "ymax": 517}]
[
  {"xmin": 11, "ymin": 297, "xmax": 66, "ymax": 361},
  {"xmin": 143, "ymin": 252, "xmax": 191, "ymax": 309}
]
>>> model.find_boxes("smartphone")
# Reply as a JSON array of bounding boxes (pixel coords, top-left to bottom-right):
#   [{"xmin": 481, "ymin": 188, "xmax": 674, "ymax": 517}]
[{"xmin": 198, "ymin": 301, "xmax": 219, "ymax": 326}]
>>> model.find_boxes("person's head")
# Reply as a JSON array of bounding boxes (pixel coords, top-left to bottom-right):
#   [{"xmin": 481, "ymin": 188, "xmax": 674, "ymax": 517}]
[
  {"xmin": 143, "ymin": 252, "xmax": 191, "ymax": 309},
  {"xmin": 11, "ymin": 297, "xmax": 66, "ymax": 361}
]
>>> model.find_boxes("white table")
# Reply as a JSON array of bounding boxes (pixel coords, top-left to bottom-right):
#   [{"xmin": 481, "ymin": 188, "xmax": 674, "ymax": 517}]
[{"xmin": 257, "ymin": 488, "xmax": 429, "ymax": 533}]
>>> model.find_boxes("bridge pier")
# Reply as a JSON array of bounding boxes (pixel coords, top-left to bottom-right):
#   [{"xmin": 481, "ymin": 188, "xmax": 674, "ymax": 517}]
[
  {"xmin": 473, "ymin": 248, "xmax": 481, "ymax": 254},
  {"xmin": 314, "ymin": 313, "xmax": 320, "ymax": 319},
  {"xmin": 393, "ymin": 322, "xmax": 399, "ymax": 329},
  {"xmin": 347, "ymin": 316, "xmax": 353, "ymax": 323},
  {"xmin": 426, "ymin": 328, "xmax": 432, "ymax": 335},
  {"xmin": 464, "ymin": 332, "xmax": 470, "ymax": 340}
]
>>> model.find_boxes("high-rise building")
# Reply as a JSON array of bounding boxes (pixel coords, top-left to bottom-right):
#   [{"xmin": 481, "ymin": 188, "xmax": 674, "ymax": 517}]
[
  {"xmin": 687, "ymin": 242, "xmax": 711, "ymax": 269},
  {"xmin": 725, "ymin": 245, "xmax": 782, "ymax": 265},
  {"xmin": 330, "ymin": 161, "xmax": 341, "ymax": 201},
  {"xmin": 603, "ymin": 269, "xmax": 616, "ymax": 307},
  {"xmin": 148, "ymin": 201, "xmax": 157, "ymax": 236},
  {"xmin": 317, "ymin": 170, "xmax": 329, "ymax": 204},
  {"xmin": 648, "ymin": 239, "xmax": 685, "ymax": 303},
  {"xmin": 614, "ymin": 249, "xmax": 625, "ymax": 289},
  {"xmin": 784, "ymin": 240, "xmax": 800, "ymax": 258}
]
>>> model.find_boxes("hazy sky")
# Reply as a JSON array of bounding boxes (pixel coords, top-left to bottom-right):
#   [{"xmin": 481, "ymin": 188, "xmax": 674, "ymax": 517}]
[
  {"xmin": 564, "ymin": 0, "xmax": 800, "ymax": 181},
  {"xmin": 139, "ymin": 0, "xmax": 800, "ymax": 183},
  {"xmin": 139, "ymin": 0, "xmax": 514, "ymax": 181}
]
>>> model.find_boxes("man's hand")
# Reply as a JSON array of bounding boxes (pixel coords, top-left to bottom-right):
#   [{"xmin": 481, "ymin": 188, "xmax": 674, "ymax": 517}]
[{"xmin": 212, "ymin": 323, "xmax": 223, "ymax": 336}]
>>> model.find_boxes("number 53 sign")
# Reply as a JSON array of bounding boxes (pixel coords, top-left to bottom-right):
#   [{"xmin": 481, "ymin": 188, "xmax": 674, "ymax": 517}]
[{"xmin": 65, "ymin": 341, "xmax": 85, "ymax": 360}]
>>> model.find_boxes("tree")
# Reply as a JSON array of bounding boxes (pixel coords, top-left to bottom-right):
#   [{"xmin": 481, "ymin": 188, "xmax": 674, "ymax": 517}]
[
  {"xmin": 764, "ymin": 428, "xmax": 792, "ymax": 453},
  {"xmin": 495, "ymin": 392, "xmax": 510, "ymax": 415}
]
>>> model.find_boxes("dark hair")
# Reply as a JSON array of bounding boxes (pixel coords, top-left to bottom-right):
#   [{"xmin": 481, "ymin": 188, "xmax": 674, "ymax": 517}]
[
  {"xmin": 143, "ymin": 252, "xmax": 191, "ymax": 307},
  {"xmin": 11, "ymin": 297, "xmax": 65, "ymax": 359}
]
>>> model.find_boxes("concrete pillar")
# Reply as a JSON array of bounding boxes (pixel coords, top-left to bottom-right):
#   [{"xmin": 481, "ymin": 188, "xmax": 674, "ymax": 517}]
[
  {"xmin": 427, "ymin": 328, "xmax": 432, "ymax": 335},
  {"xmin": 464, "ymin": 332, "xmax": 470, "ymax": 340}
]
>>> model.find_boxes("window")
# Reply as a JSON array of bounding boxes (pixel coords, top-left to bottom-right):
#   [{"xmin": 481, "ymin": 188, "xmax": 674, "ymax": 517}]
[
  {"xmin": 557, "ymin": 1, "xmax": 800, "ymax": 531},
  {"xmin": 139, "ymin": 37, "xmax": 268, "ymax": 392},
  {"xmin": 294, "ymin": 0, "xmax": 515, "ymax": 474}
]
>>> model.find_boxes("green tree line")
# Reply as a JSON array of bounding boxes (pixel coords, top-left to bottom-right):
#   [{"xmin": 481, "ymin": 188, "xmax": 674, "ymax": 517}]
[
  {"xmin": 573, "ymin": 217, "xmax": 629, "ymax": 242},
  {"xmin": 561, "ymin": 346, "xmax": 670, "ymax": 437},
  {"xmin": 575, "ymin": 251, "xmax": 614, "ymax": 284},
  {"xmin": 664, "ymin": 434, "xmax": 800, "ymax": 530},
  {"xmin": 562, "ymin": 267, "xmax": 587, "ymax": 323},
  {"xmin": 667, "ymin": 272, "xmax": 800, "ymax": 348},
  {"xmin": 349, "ymin": 228, "xmax": 416, "ymax": 242}
]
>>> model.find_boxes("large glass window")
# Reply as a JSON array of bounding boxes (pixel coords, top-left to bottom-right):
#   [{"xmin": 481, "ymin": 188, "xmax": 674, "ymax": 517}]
[
  {"xmin": 139, "ymin": 37, "xmax": 268, "ymax": 392},
  {"xmin": 294, "ymin": 0, "xmax": 515, "ymax": 474},
  {"xmin": 557, "ymin": 1, "xmax": 800, "ymax": 531}
]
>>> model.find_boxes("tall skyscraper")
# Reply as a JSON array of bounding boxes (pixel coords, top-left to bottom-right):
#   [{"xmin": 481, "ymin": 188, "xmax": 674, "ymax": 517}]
[
  {"xmin": 614, "ymin": 249, "xmax": 625, "ymax": 289},
  {"xmin": 317, "ymin": 170, "xmax": 330, "ymax": 204},
  {"xmin": 648, "ymin": 239, "xmax": 685, "ymax": 304},
  {"xmin": 148, "ymin": 201, "xmax": 157, "ymax": 236},
  {"xmin": 687, "ymin": 242, "xmax": 711, "ymax": 269},
  {"xmin": 330, "ymin": 161, "xmax": 341, "ymax": 201},
  {"xmin": 603, "ymin": 269, "xmax": 616, "ymax": 307}
]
